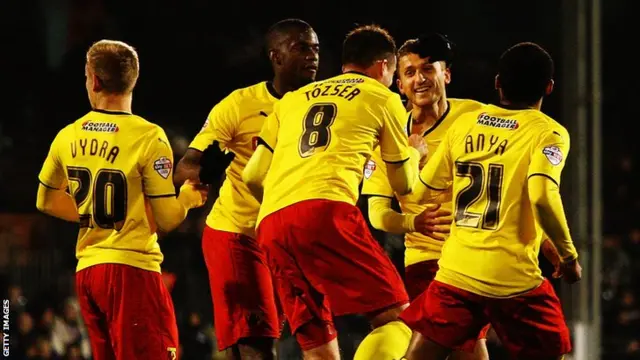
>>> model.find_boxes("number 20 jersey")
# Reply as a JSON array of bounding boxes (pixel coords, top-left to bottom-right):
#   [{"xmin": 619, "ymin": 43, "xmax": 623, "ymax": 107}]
[
  {"xmin": 39, "ymin": 110, "xmax": 177, "ymax": 273},
  {"xmin": 256, "ymin": 72, "xmax": 412, "ymax": 226},
  {"xmin": 420, "ymin": 104, "xmax": 571, "ymax": 297}
]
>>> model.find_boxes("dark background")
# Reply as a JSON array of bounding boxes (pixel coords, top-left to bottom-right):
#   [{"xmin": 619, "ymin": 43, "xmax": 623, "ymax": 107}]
[{"xmin": 0, "ymin": 0, "xmax": 638, "ymax": 359}]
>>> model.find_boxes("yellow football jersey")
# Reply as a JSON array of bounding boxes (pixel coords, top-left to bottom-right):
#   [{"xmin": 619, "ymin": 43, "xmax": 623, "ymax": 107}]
[
  {"xmin": 420, "ymin": 104, "xmax": 571, "ymax": 297},
  {"xmin": 189, "ymin": 81, "xmax": 280, "ymax": 238},
  {"xmin": 362, "ymin": 99, "xmax": 484, "ymax": 267},
  {"xmin": 38, "ymin": 109, "xmax": 178, "ymax": 273},
  {"xmin": 257, "ymin": 72, "xmax": 412, "ymax": 225}
]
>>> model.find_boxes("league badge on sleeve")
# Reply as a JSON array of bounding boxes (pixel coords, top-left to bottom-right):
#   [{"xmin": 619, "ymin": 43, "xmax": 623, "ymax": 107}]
[
  {"xmin": 154, "ymin": 157, "xmax": 173, "ymax": 179},
  {"xmin": 542, "ymin": 146, "xmax": 563, "ymax": 166},
  {"xmin": 364, "ymin": 160, "xmax": 377, "ymax": 179}
]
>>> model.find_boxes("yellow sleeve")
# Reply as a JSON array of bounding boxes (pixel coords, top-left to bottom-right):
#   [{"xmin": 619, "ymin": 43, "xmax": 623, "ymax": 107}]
[
  {"xmin": 38, "ymin": 130, "xmax": 67, "ymax": 190},
  {"xmin": 142, "ymin": 127, "xmax": 178, "ymax": 197},
  {"xmin": 189, "ymin": 93, "xmax": 240, "ymax": 151},
  {"xmin": 257, "ymin": 103, "xmax": 280, "ymax": 152},
  {"xmin": 528, "ymin": 176, "xmax": 578, "ymax": 262},
  {"xmin": 242, "ymin": 146, "xmax": 273, "ymax": 202},
  {"xmin": 528, "ymin": 127, "xmax": 570, "ymax": 186},
  {"xmin": 379, "ymin": 94, "xmax": 412, "ymax": 163},
  {"xmin": 419, "ymin": 128, "xmax": 453, "ymax": 191},
  {"xmin": 367, "ymin": 196, "xmax": 416, "ymax": 234},
  {"xmin": 361, "ymin": 151, "xmax": 394, "ymax": 198}
]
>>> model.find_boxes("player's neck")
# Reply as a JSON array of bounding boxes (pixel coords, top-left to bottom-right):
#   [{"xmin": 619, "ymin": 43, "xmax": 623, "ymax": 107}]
[
  {"xmin": 411, "ymin": 97, "xmax": 448, "ymax": 129},
  {"xmin": 93, "ymin": 94, "xmax": 133, "ymax": 114},
  {"xmin": 271, "ymin": 76, "xmax": 300, "ymax": 98},
  {"xmin": 499, "ymin": 99, "xmax": 543, "ymax": 111}
]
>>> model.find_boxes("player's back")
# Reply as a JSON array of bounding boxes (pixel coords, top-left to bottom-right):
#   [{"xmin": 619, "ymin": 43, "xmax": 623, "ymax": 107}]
[
  {"xmin": 258, "ymin": 72, "xmax": 407, "ymax": 224},
  {"xmin": 436, "ymin": 104, "xmax": 569, "ymax": 297},
  {"xmin": 52, "ymin": 110, "xmax": 171, "ymax": 272}
]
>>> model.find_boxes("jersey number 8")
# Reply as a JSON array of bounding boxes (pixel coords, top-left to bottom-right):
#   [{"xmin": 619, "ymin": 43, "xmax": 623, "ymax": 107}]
[{"xmin": 298, "ymin": 103, "xmax": 337, "ymax": 158}]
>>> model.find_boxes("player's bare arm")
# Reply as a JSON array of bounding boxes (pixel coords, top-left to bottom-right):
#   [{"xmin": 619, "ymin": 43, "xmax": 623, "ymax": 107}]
[
  {"xmin": 36, "ymin": 183, "xmax": 80, "ymax": 223},
  {"xmin": 174, "ymin": 148, "xmax": 203, "ymax": 186}
]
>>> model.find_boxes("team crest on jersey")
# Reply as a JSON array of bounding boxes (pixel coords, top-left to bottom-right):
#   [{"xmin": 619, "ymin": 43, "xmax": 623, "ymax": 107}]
[
  {"xmin": 154, "ymin": 157, "xmax": 173, "ymax": 179},
  {"xmin": 364, "ymin": 160, "xmax": 376, "ymax": 179},
  {"xmin": 476, "ymin": 113, "xmax": 519, "ymax": 130},
  {"xmin": 543, "ymin": 145, "xmax": 563, "ymax": 165},
  {"xmin": 81, "ymin": 120, "xmax": 119, "ymax": 132}
]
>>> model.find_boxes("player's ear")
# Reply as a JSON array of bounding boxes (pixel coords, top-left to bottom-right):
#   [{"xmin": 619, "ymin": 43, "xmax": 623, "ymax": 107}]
[
  {"xmin": 396, "ymin": 78, "xmax": 405, "ymax": 95},
  {"xmin": 270, "ymin": 50, "xmax": 283, "ymax": 66},
  {"xmin": 494, "ymin": 74, "xmax": 500, "ymax": 90},
  {"xmin": 443, "ymin": 64, "xmax": 452, "ymax": 85},
  {"xmin": 546, "ymin": 79, "xmax": 554, "ymax": 96},
  {"xmin": 92, "ymin": 74, "xmax": 103, "ymax": 92}
]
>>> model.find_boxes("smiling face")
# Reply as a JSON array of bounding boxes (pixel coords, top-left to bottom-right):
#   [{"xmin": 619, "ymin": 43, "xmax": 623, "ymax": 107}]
[{"xmin": 396, "ymin": 53, "xmax": 451, "ymax": 107}]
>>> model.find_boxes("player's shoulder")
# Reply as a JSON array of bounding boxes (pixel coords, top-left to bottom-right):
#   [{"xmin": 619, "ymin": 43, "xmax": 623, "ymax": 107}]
[
  {"xmin": 449, "ymin": 98, "xmax": 485, "ymax": 112},
  {"xmin": 226, "ymin": 81, "xmax": 275, "ymax": 106}
]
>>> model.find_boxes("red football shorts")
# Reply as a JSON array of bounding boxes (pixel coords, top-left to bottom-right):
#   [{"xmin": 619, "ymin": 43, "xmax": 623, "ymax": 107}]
[
  {"xmin": 400, "ymin": 279, "xmax": 571, "ymax": 359},
  {"xmin": 257, "ymin": 199, "xmax": 409, "ymax": 350},
  {"xmin": 404, "ymin": 260, "xmax": 489, "ymax": 352},
  {"xmin": 202, "ymin": 227, "xmax": 281, "ymax": 350},
  {"xmin": 75, "ymin": 263, "xmax": 179, "ymax": 360}
]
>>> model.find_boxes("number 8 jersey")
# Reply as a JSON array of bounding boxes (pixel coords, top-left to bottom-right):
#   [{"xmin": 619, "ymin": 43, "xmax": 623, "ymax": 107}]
[
  {"xmin": 38, "ymin": 109, "xmax": 177, "ymax": 273},
  {"xmin": 256, "ymin": 72, "xmax": 412, "ymax": 226},
  {"xmin": 419, "ymin": 104, "xmax": 575, "ymax": 297}
]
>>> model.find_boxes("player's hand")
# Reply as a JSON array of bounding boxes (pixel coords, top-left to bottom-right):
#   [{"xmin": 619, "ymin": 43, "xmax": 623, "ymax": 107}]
[
  {"xmin": 199, "ymin": 141, "xmax": 235, "ymax": 185},
  {"xmin": 179, "ymin": 180, "xmax": 209, "ymax": 208},
  {"xmin": 414, "ymin": 204, "xmax": 452, "ymax": 240},
  {"xmin": 558, "ymin": 258, "xmax": 582, "ymax": 284},
  {"xmin": 540, "ymin": 239, "xmax": 562, "ymax": 278},
  {"xmin": 408, "ymin": 134, "xmax": 428, "ymax": 169}
]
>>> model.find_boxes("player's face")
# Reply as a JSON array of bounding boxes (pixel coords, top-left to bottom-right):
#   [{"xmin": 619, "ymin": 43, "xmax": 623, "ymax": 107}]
[
  {"xmin": 278, "ymin": 29, "xmax": 320, "ymax": 84},
  {"xmin": 397, "ymin": 53, "xmax": 451, "ymax": 107}
]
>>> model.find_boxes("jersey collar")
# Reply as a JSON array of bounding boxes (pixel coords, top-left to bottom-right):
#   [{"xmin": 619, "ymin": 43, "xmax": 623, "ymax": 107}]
[
  {"xmin": 92, "ymin": 109, "xmax": 132, "ymax": 115},
  {"xmin": 265, "ymin": 81, "xmax": 282, "ymax": 100},
  {"xmin": 417, "ymin": 100, "xmax": 451, "ymax": 137}
]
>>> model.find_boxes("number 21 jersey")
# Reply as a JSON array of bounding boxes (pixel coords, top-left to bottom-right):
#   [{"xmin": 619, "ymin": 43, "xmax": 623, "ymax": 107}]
[
  {"xmin": 420, "ymin": 104, "xmax": 571, "ymax": 297},
  {"xmin": 257, "ymin": 72, "xmax": 411, "ymax": 225},
  {"xmin": 39, "ymin": 110, "xmax": 177, "ymax": 273}
]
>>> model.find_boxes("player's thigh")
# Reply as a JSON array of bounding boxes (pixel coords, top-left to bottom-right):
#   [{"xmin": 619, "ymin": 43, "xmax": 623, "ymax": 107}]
[
  {"xmin": 404, "ymin": 260, "xmax": 439, "ymax": 301},
  {"xmin": 399, "ymin": 280, "xmax": 487, "ymax": 352},
  {"xmin": 257, "ymin": 209, "xmax": 336, "ymax": 351},
  {"xmin": 107, "ymin": 264, "xmax": 179, "ymax": 360},
  {"xmin": 202, "ymin": 227, "xmax": 280, "ymax": 350},
  {"xmin": 75, "ymin": 268, "xmax": 116, "ymax": 360},
  {"xmin": 487, "ymin": 279, "xmax": 572, "ymax": 359},
  {"xmin": 289, "ymin": 200, "xmax": 409, "ymax": 317}
]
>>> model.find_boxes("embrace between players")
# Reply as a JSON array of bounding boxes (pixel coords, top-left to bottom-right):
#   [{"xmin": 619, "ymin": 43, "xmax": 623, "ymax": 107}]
[{"xmin": 36, "ymin": 18, "xmax": 582, "ymax": 360}]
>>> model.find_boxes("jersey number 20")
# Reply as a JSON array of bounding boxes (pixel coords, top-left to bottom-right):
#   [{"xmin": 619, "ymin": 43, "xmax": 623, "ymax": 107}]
[
  {"xmin": 454, "ymin": 162, "xmax": 504, "ymax": 230},
  {"xmin": 67, "ymin": 167, "xmax": 127, "ymax": 230},
  {"xmin": 298, "ymin": 103, "xmax": 337, "ymax": 158}
]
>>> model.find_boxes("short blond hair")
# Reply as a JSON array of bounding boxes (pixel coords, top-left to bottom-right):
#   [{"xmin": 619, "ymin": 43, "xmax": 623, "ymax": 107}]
[{"xmin": 86, "ymin": 40, "xmax": 139, "ymax": 94}]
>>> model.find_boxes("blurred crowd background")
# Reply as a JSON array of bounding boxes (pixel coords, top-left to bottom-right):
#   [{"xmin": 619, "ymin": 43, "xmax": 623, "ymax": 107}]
[{"xmin": 0, "ymin": 0, "xmax": 637, "ymax": 359}]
